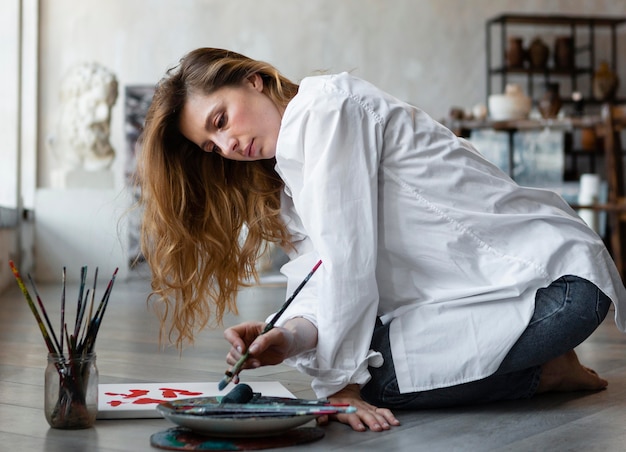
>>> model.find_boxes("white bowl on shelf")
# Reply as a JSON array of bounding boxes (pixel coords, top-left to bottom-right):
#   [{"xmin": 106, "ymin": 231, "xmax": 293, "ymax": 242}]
[{"xmin": 488, "ymin": 84, "xmax": 532, "ymax": 121}]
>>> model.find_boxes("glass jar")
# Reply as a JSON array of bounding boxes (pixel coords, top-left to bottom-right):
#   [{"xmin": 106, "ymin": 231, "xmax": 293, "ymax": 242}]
[{"xmin": 45, "ymin": 353, "xmax": 98, "ymax": 429}]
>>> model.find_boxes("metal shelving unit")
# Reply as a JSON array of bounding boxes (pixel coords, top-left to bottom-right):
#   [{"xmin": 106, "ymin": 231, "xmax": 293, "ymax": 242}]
[{"xmin": 486, "ymin": 14, "xmax": 626, "ymax": 104}]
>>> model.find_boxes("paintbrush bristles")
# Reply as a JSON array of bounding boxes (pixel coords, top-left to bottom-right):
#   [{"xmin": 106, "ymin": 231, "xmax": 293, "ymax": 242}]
[
  {"xmin": 9, "ymin": 261, "xmax": 59, "ymax": 355},
  {"xmin": 8, "ymin": 261, "xmax": 118, "ymax": 358}
]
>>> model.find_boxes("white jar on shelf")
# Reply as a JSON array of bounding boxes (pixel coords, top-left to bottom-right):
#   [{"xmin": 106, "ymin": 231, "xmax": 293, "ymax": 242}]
[{"xmin": 488, "ymin": 84, "xmax": 532, "ymax": 121}]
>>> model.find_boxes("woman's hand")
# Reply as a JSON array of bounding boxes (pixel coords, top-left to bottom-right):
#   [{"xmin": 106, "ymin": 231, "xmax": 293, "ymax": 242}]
[
  {"xmin": 224, "ymin": 322, "xmax": 292, "ymax": 370},
  {"xmin": 316, "ymin": 384, "xmax": 400, "ymax": 432},
  {"xmin": 223, "ymin": 318, "xmax": 317, "ymax": 382}
]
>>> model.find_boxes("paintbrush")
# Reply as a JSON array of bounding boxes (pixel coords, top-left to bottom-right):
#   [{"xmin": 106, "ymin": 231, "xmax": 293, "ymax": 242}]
[
  {"xmin": 170, "ymin": 403, "xmax": 356, "ymax": 417},
  {"xmin": 218, "ymin": 259, "xmax": 323, "ymax": 390},
  {"xmin": 9, "ymin": 261, "xmax": 60, "ymax": 355},
  {"xmin": 60, "ymin": 267, "xmax": 66, "ymax": 354}
]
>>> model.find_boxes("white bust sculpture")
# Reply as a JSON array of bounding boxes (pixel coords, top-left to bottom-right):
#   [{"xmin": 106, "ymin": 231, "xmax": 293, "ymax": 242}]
[{"xmin": 50, "ymin": 62, "xmax": 118, "ymax": 171}]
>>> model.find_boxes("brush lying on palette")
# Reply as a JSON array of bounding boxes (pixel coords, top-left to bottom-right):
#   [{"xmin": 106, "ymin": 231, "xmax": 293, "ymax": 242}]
[
  {"xmin": 9, "ymin": 261, "xmax": 118, "ymax": 428},
  {"xmin": 159, "ymin": 383, "xmax": 356, "ymax": 418}
]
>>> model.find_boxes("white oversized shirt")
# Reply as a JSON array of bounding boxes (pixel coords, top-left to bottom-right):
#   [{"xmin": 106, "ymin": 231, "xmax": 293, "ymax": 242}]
[{"xmin": 271, "ymin": 73, "xmax": 626, "ymax": 399}]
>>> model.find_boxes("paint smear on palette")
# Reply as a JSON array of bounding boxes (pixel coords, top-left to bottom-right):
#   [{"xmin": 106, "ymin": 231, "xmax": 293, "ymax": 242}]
[{"xmin": 97, "ymin": 381, "xmax": 295, "ymax": 419}]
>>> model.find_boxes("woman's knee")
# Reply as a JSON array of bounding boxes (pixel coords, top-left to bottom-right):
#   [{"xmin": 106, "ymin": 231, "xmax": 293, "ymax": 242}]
[
  {"xmin": 498, "ymin": 276, "xmax": 611, "ymax": 373},
  {"xmin": 533, "ymin": 275, "xmax": 610, "ymax": 329}
]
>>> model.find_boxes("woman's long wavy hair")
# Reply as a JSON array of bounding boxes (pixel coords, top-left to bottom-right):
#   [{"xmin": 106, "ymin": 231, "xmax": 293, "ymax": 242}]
[{"xmin": 138, "ymin": 48, "xmax": 298, "ymax": 349}]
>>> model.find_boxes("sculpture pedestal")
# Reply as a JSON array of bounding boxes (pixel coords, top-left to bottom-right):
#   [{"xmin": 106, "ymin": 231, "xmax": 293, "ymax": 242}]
[
  {"xmin": 65, "ymin": 169, "xmax": 115, "ymax": 189},
  {"xmin": 34, "ymin": 188, "xmax": 129, "ymax": 283},
  {"xmin": 51, "ymin": 168, "xmax": 115, "ymax": 189}
]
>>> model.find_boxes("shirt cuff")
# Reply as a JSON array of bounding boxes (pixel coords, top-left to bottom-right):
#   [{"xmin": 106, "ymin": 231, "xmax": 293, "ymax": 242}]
[{"xmin": 284, "ymin": 349, "xmax": 384, "ymax": 399}]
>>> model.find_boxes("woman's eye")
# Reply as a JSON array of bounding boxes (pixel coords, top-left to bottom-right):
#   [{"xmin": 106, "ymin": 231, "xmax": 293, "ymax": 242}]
[
  {"xmin": 204, "ymin": 142, "xmax": 220, "ymax": 153},
  {"xmin": 202, "ymin": 141, "xmax": 219, "ymax": 153},
  {"xmin": 216, "ymin": 114, "xmax": 225, "ymax": 129}
]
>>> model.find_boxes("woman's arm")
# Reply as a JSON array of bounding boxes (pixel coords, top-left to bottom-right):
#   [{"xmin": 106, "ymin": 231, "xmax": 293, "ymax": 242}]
[{"xmin": 224, "ymin": 318, "xmax": 400, "ymax": 432}]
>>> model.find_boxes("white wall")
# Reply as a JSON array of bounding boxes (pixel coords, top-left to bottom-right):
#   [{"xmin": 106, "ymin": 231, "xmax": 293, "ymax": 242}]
[{"xmin": 37, "ymin": 0, "xmax": 626, "ymax": 190}]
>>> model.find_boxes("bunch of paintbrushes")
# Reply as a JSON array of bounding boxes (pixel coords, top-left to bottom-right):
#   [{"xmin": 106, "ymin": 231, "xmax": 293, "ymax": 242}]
[
  {"xmin": 9, "ymin": 261, "xmax": 118, "ymax": 359},
  {"xmin": 9, "ymin": 260, "xmax": 118, "ymax": 427}
]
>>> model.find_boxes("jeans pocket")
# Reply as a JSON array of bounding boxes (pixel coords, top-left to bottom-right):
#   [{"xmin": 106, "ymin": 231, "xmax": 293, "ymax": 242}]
[{"xmin": 529, "ymin": 275, "xmax": 571, "ymax": 326}]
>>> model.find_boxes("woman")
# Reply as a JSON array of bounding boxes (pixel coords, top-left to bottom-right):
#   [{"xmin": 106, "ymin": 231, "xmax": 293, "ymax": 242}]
[{"xmin": 139, "ymin": 48, "xmax": 626, "ymax": 432}]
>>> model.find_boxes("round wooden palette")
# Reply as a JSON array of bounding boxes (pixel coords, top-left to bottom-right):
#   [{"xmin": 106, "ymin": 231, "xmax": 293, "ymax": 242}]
[{"xmin": 150, "ymin": 426, "xmax": 325, "ymax": 451}]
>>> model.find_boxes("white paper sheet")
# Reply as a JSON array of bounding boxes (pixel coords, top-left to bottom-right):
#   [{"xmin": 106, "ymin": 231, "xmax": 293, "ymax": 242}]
[{"xmin": 97, "ymin": 381, "xmax": 295, "ymax": 419}]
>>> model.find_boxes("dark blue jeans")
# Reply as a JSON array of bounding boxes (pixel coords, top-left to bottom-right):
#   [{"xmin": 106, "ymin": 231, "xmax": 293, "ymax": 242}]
[{"xmin": 361, "ymin": 275, "xmax": 612, "ymax": 409}]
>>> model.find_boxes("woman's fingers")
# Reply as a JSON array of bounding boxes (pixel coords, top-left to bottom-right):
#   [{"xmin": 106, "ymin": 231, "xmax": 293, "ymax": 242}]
[
  {"xmin": 224, "ymin": 322, "xmax": 264, "ymax": 348},
  {"xmin": 224, "ymin": 324, "xmax": 291, "ymax": 372},
  {"xmin": 316, "ymin": 414, "xmax": 329, "ymax": 426},
  {"xmin": 323, "ymin": 385, "xmax": 400, "ymax": 432},
  {"xmin": 223, "ymin": 322, "xmax": 266, "ymax": 365},
  {"xmin": 375, "ymin": 407, "xmax": 399, "ymax": 426},
  {"xmin": 364, "ymin": 406, "xmax": 399, "ymax": 430},
  {"xmin": 336, "ymin": 404, "xmax": 399, "ymax": 432}
]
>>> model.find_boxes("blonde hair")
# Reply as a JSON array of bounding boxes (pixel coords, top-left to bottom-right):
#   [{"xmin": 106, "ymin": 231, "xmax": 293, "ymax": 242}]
[{"xmin": 138, "ymin": 48, "xmax": 298, "ymax": 348}]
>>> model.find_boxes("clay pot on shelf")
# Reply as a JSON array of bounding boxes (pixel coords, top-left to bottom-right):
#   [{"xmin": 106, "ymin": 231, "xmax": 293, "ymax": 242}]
[
  {"xmin": 580, "ymin": 127, "xmax": 598, "ymax": 151},
  {"xmin": 506, "ymin": 37, "xmax": 525, "ymax": 68},
  {"xmin": 554, "ymin": 36, "xmax": 574, "ymax": 69},
  {"xmin": 527, "ymin": 37, "xmax": 549, "ymax": 69},
  {"xmin": 593, "ymin": 61, "xmax": 619, "ymax": 101},
  {"xmin": 537, "ymin": 83, "xmax": 562, "ymax": 119}
]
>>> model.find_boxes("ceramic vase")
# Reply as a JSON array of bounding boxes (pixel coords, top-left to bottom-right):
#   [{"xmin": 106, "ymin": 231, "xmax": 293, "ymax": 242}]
[
  {"xmin": 580, "ymin": 127, "xmax": 598, "ymax": 151},
  {"xmin": 554, "ymin": 36, "xmax": 574, "ymax": 69},
  {"xmin": 538, "ymin": 83, "xmax": 562, "ymax": 119},
  {"xmin": 527, "ymin": 37, "xmax": 549, "ymax": 69},
  {"xmin": 488, "ymin": 84, "xmax": 532, "ymax": 121},
  {"xmin": 506, "ymin": 37, "xmax": 525, "ymax": 68},
  {"xmin": 593, "ymin": 62, "xmax": 619, "ymax": 101}
]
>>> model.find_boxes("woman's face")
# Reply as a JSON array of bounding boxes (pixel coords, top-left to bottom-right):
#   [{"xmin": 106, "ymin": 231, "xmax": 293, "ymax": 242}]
[{"xmin": 179, "ymin": 73, "xmax": 283, "ymax": 161}]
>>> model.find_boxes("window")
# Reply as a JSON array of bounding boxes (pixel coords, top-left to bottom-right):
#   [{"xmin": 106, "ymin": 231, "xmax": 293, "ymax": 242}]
[
  {"xmin": 0, "ymin": 0, "xmax": 20, "ymax": 216},
  {"xmin": 0, "ymin": 0, "xmax": 38, "ymax": 228}
]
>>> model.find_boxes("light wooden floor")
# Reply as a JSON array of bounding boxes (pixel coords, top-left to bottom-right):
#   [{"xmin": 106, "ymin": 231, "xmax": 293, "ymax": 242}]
[{"xmin": 2, "ymin": 271, "xmax": 626, "ymax": 451}]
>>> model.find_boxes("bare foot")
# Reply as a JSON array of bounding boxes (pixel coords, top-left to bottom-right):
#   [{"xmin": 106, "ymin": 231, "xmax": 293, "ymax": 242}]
[{"xmin": 536, "ymin": 350, "xmax": 608, "ymax": 394}]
